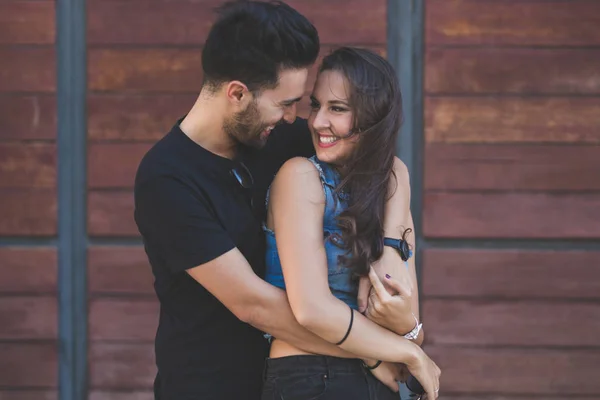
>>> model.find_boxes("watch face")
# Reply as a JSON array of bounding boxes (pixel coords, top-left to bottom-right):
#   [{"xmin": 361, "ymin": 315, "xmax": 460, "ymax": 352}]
[{"xmin": 399, "ymin": 240, "xmax": 410, "ymax": 261}]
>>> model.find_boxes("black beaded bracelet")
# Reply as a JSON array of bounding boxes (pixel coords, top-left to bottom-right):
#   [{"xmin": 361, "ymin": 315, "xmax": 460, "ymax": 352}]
[
  {"xmin": 335, "ymin": 306, "xmax": 354, "ymax": 346},
  {"xmin": 364, "ymin": 360, "xmax": 382, "ymax": 370}
]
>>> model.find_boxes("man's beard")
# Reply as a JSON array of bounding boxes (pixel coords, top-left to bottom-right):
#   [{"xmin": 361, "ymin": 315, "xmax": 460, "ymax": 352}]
[{"xmin": 223, "ymin": 101, "xmax": 273, "ymax": 149}]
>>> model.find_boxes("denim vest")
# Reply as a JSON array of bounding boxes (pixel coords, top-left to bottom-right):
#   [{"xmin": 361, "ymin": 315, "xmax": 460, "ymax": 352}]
[{"xmin": 263, "ymin": 156, "xmax": 359, "ymax": 310}]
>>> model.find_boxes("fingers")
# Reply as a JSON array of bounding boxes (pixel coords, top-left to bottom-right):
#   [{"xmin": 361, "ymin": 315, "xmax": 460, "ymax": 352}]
[
  {"xmin": 382, "ymin": 274, "xmax": 410, "ymax": 297},
  {"xmin": 368, "ymin": 268, "xmax": 392, "ymax": 302},
  {"xmin": 357, "ymin": 276, "xmax": 371, "ymax": 313}
]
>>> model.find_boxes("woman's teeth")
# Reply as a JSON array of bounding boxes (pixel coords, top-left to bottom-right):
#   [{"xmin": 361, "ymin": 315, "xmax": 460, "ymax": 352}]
[{"xmin": 319, "ymin": 135, "xmax": 339, "ymax": 144}]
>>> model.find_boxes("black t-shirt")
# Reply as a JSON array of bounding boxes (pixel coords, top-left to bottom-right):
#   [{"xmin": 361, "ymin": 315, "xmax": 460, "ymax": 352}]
[{"xmin": 133, "ymin": 117, "xmax": 314, "ymax": 400}]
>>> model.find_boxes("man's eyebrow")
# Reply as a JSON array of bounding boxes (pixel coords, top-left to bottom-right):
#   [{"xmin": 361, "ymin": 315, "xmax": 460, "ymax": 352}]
[{"xmin": 280, "ymin": 96, "xmax": 303, "ymax": 105}]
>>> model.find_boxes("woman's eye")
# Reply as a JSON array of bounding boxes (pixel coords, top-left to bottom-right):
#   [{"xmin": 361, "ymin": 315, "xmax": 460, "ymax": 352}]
[
  {"xmin": 309, "ymin": 101, "xmax": 320, "ymax": 109},
  {"xmin": 331, "ymin": 106, "xmax": 348, "ymax": 113}
]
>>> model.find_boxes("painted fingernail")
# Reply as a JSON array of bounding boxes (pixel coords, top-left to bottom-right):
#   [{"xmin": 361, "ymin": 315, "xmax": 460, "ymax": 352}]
[{"xmin": 385, "ymin": 274, "xmax": 391, "ymax": 279}]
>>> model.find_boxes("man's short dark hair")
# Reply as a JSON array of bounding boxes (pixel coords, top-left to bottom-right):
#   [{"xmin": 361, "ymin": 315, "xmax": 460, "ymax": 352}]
[{"xmin": 202, "ymin": 0, "xmax": 320, "ymax": 92}]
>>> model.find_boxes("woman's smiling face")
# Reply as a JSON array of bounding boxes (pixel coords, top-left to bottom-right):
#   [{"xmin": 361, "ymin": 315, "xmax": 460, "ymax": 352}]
[{"xmin": 308, "ymin": 70, "xmax": 359, "ymax": 166}]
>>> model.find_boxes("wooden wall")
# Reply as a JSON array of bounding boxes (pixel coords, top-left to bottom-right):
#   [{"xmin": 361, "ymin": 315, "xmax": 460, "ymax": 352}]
[
  {"xmin": 421, "ymin": 1, "xmax": 600, "ymax": 398},
  {"xmin": 0, "ymin": 0, "xmax": 58, "ymax": 399},
  {"xmin": 85, "ymin": 0, "xmax": 386, "ymax": 398}
]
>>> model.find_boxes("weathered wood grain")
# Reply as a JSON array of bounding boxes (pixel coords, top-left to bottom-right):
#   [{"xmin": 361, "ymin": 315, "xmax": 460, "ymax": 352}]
[
  {"xmin": 423, "ymin": 192, "xmax": 600, "ymax": 239},
  {"xmin": 426, "ymin": 0, "xmax": 600, "ymax": 46},
  {"xmin": 424, "ymin": 97, "xmax": 600, "ymax": 143},
  {"xmin": 421, "ymin": 249, "xmax": 600, "ymax": 299},
  {"xmin": 425, "ymin": 48, "xmax": 600, "ymax": 94},
  {"xmin": 88, "ymin": 247, "xmax": 153, "ymax": 295},
  {"xmin": 424, "ymin": 144, "xmax": 600, "ymax": 191}
]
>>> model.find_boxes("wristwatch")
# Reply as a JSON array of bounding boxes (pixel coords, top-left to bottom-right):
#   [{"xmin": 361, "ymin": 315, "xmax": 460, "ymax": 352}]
[
  {"xmin": 403, "ymin": 314, "xmax": 422, "ymax": 340},
  {"xmin": 383, "ymin": 237, "xmax": 411, "ymax": 261}
]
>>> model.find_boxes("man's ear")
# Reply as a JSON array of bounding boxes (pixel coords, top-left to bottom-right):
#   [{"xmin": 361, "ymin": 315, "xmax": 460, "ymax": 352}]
[{"xmin": 225, "ymin": 81, "xmax": 252, "ymax": 109}]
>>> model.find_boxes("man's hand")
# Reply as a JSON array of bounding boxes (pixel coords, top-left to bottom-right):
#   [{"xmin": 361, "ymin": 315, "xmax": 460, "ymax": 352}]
[
  {"xmin": 369, "ymin": 362, "xmax": 401, "ymax": 392},
  {"xmin": 364, "ymin": 268, "xmax": 415, "ymax": 334}
]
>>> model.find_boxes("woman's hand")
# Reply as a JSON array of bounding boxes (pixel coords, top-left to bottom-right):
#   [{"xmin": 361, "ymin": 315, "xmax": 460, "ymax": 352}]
[
  {"xmin": 367, "ymin": 361, "xmax": 401, "ymax": 392},
  {"xmin": 364, "ymin": 268, "xmax": 416, "ymax": 335},
  {"xmin": 405, "ymin": 349, "xmax": 441, "ymax": 400}
]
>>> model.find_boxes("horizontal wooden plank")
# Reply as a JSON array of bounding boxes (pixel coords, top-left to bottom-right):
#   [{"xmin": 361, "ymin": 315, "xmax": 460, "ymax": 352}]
[
  {"xmin": 424, "ymin": 144, "xmax": 600, "ymax": 191},
  {"xmin": 0, "ymin": 1, "xmax": 55, "ymax": 45},
  {"xmin": 0, "ymin": 297, "xmax": 57, "ymax": 339},
  {"xmin": 88, "ymin": 191, "xmax": 136, "ymax": 237},
  {"xmin": 88, "ymin": 48, "xmax": 203, "ymax": 93},
  {"xmin": 424, "ymin": 97, "xmax": 600, "ymax": 144},
  {"xmin": 428, "ymin": 347, "xmax": 600, "ymax": 395},
  {"xmin": 87, "ymin": 94, "xmax": 193, "ymax": 141},
  {"xmin": 89, "ymin": 343, "xmax": 155, "ymax": 389},
  {"xmin": 0, "ymin": 143, "xmax": 55, "ymax": 188},
  {"xmin": 421, "ymin": 249, "xmax": 600, "ymax": 299},
  {"xmin": 89, "ymin": 393, "xmax": 151, "ymax": 400},
  {"xmin": 88, "ymin": 144, "xmax": 151, "ymax": 189},
  {"xmin": 89, "ymin": 299, "xmax": 158, "ymax": 341},
  {"xmin": 0, "ymin": 248, "xmax": 56, "ymax": 293},
  {"xmin": 0, "ymin": 48, "xmax": 55, "ymax": 92},
  {"xmin": 0, "ymin": 95, "xmax": 56, "ymax": 140},
  {"xmin": 0, "ymin": 343, "xmax": 57, "ymax": 387},
  {"xmin": 88, "ymin": 247, "xmax": 153, "ymax": 295},
  {"xmin": 0, "ymin": 391, "xmax": 56, "ymax": 400},
  {"xmin": 423, "ymin": 300, "xmax": 600, "ymax": 347},
  {"xmin": 426, "ymin": 0, "xmax": 600, "ymax": 46},
  {"xmin": 425, "ymin": 48, "xmax": 600, "ymax": 94},
  {"xmin": 88, "ymin": 46, "xmax": 383, "ymax": 92},
  {"xmin": 0, "ymin": 189, "xmax": 56, "ymax": 236},
  {"xmin": 87, "ymin": 0, "xmax": 385, "ymax": 45},
  {"xmin": 423, "ymin": 192, "xmax": 600, "ymax": 239}
]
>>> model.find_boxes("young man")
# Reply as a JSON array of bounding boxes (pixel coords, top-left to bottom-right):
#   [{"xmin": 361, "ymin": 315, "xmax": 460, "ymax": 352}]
[{"xmin": 134, "ymin": 1, "xmax": 424, "ymax": 399}]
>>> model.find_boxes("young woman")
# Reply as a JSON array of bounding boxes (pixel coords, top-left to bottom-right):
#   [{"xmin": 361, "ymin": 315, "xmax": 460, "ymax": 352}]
[{"xmin": 260, "ymin": 47, "xmax": 440, "ymax": 400}]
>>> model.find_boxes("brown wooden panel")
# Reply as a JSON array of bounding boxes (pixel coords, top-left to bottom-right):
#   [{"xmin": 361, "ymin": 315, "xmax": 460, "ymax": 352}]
[
  {"xmin": 427, "ymin": 346, "xmax": 600, "ymax": 395},
  {"xmin": 0, "ymin": 248, "xmax": 56, "ymax": 293},
  {"xmin": 87, "ymin": 94, "xmax": 194, "ymax": 141},
  {"xmin": 89, "ymin": 343, "xmax": 155, "ymax": 389},
  {"xmin": 426, "ymin": 0, "xmax": 600, "ymax": 46},
  {"xmin": 0, "ymin": 343, "xmax": 57, "ymax": 387},
  {"xmin": 89, "ymin": 393, "xmax": 151, "ymax": 400},
  {"xmin": 0, "ymin": 143, "xmax": 55, "ymax": 188},
  {"xmin": 88, "ymin": 247, "xmax": 153, "ymax": 294},
  {"xmin": 421, "ymin": 249, "xmax": 600, "ymax": 299},
  {"xmin": 87, "ymin": 0, "xmax": 385, "ymax": 45},
  {"xmin": 423, "ymin": 192, "xmax": 600, "ymax": 239},
  {"xmin": 425, "ymin": 48, "xmax": 600, "ymax": 94},
  {"xmin": 424, "ymin": 144, "xmax": 600, "ymax": 191},
  {"xmin": 0, "ymin": 391, "xmax": 57, "ymax": 400},
  {"xmin": 0, "ymin": 297, "xmax": 57, "ymax": 339},
  {"xmin": 89, "ymin": 299, "xmax": 158, "ymax": 341},
  {"xmin": 422, "ymin": 300, "xmax": 600, "ymax": 347},
  {"xmin": 88, "ymin": 46, "xmax": 384, "ymax": 93},
  {"xmin": 424, "ymin": 97, "xmax": 600, "ymax": 144},
  {"xmin": 0, "ymin": 48, "xmax": 55, "ymax": 92},
  {"xmin": 0, "ymin": 1, "xmax": 55, "ymax": 44},
  {"xmin": 88, "ymin": 49, "xmax": 203, "ymax": 92},
  {"xmin": 88, "ymin": 144, "xmax": 151, "ymax": 189},
  {"xmin": 0, "ymin": 189, "xmax": 56, "ymax": 236},
  {"xmin": 88, "ymin": 191, "xmax": 136, "ymax": 237},
  {"xmin": 0, "ymin": 95, "xmax": 56, "ymax": 140}
]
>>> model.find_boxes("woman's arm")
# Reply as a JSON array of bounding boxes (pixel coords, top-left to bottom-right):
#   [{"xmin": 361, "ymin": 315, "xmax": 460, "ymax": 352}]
[
  {"xmin": 365, "ymin": 157, "xmax": 424, "ymax": 345},
  {"xmin": 269, "ymin": 157, "xmax": 419, "ymax": 364}
]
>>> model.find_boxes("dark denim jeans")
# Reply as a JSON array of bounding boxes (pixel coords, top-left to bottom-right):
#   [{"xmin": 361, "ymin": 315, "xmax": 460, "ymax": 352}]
[{"xmin": 261, "ymin": 355, "xmax": 398, "ymax": 400}]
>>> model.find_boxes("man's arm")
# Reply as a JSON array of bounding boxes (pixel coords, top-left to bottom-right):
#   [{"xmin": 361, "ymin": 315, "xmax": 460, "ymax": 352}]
[
  {"xmin": 135, "ymin": 176, "xmax": 353, "ymax": 358},
  {"xmin": 186, "ymin": 247, "xmax": 355, "ymax": 358}
]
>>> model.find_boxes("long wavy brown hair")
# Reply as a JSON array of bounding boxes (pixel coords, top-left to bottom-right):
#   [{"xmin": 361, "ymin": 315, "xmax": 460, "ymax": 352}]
[{"xmin": 320, "ymin": 47, "xmax": 407, "ymax": 277}]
